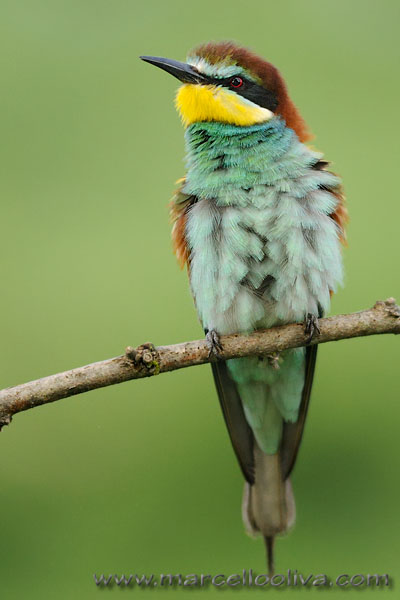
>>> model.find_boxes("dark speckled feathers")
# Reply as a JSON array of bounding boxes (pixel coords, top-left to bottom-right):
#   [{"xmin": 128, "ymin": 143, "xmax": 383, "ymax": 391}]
[{"xmin": 170, "ymin": 153, "xmax": 348, "ymax": 273}]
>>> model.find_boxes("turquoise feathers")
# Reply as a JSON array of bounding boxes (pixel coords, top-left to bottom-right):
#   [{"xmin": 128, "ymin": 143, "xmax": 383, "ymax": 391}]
[{"xmin": 182, "ymin": 117, "xmax": 343, "ymax": 453}]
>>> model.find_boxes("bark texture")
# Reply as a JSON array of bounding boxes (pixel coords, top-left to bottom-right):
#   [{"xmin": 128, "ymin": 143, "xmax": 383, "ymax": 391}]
[{"xmin": 0, "ymin": 299, "xmax": 398, "ymax": 430}]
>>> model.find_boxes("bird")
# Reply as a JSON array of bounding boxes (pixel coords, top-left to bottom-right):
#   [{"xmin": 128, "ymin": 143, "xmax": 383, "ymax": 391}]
[{"xmin": 140, "ymin": 41, "xmax": 347, "ymax": 575}]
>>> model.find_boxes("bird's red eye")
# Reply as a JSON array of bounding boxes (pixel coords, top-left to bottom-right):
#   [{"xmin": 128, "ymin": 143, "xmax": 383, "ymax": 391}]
[{"xmin": 230, "ymin": 76, "xmax": 243, "ymax": 88}]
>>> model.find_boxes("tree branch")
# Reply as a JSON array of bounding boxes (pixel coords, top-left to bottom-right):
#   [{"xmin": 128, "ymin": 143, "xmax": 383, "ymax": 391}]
[{"xmin": 0, "ymin": 298, "xmax": 399, "ymax": 430}]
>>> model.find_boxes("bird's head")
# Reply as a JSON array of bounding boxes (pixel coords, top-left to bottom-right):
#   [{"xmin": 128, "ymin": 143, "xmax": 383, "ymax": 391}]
[{"xmin": 141, "ymin": 41, "xmax": 311, "ymax": 142}]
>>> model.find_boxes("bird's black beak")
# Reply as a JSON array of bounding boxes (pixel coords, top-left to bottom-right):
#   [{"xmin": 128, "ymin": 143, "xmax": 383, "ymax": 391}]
[{"xmin": 140, "ymin": 56, "xmax": 207, "ymax": 84}]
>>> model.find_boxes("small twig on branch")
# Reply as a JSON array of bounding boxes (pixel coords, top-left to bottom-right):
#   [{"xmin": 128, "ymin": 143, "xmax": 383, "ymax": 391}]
[{"xmin": 0, "ymin": 298, "xmax": 399, "ymax": 431}]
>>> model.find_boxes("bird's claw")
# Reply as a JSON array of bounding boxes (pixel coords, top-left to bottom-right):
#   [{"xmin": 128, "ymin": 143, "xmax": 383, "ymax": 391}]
[
  {"xmin": 206, "ymin": 330, "xmax": 223, "ymax": 358},
  {"xmin": 304, "ymin": 313, "xmax": 320, "ymax": 344}
]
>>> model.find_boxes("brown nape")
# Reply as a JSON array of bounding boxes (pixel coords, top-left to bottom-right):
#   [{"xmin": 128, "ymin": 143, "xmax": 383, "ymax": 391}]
[{"xmin": 192, "ymin": 41, "xmax": 312, "ymax": 143}]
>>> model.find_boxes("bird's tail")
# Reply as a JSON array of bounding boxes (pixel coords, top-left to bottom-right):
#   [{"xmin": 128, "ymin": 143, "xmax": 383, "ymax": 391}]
[{"xmin": 242, "ymin": 442, "xmax": 295, "ymax": 576}]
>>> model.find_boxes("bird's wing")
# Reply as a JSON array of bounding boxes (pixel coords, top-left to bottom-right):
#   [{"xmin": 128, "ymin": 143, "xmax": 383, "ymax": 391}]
[
  {"xmin": 281, "ymin": 160, "xmax": 349, "ymax": 479},
  {"xmin": 170, "ymin": 181, "xmax": 255, "ymax": 483},
  {"xmin": 279, "ymin": 159, "xmax": 347, "ymax": 479},
  {"xmin": 280, "ymin": 344, "xmax": 318, "ymax": 479},
  {"xmin": 211, "ymin": 361, "xmax": 255, "ymax": 484}
]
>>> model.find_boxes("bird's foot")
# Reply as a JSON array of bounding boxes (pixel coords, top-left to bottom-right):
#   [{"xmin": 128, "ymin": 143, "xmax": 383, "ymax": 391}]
[
  {"xmin": 205, "ymin": 329, "xmax": 223, "ymax": 358},
  {"xmin": 304, "ymin": 313, "xmax": 320, "ymax": 344}
]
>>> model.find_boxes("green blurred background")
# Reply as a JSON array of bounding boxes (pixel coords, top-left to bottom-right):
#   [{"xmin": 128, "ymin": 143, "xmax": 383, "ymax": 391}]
[{"xmin": 1, "ymin": 0, "xmax": 399, "ymax": 597}]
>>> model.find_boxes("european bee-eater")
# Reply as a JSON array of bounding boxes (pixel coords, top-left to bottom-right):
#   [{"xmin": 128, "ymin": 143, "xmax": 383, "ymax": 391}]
[{"xmin": 141, "ymin": 42, "xmax": 347, "ymax": 574}]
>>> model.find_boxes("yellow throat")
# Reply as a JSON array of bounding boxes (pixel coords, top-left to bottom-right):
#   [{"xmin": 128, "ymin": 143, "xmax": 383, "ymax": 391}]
[{"xmin": 175, "ymin": 83, "xmax": 273, "ymax": 127}]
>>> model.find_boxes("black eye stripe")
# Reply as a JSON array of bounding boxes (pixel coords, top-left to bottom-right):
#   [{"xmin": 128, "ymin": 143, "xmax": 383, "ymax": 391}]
[{"xmin": 205, "ymin": 74, "xmax": 278, "ymax": 112}]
